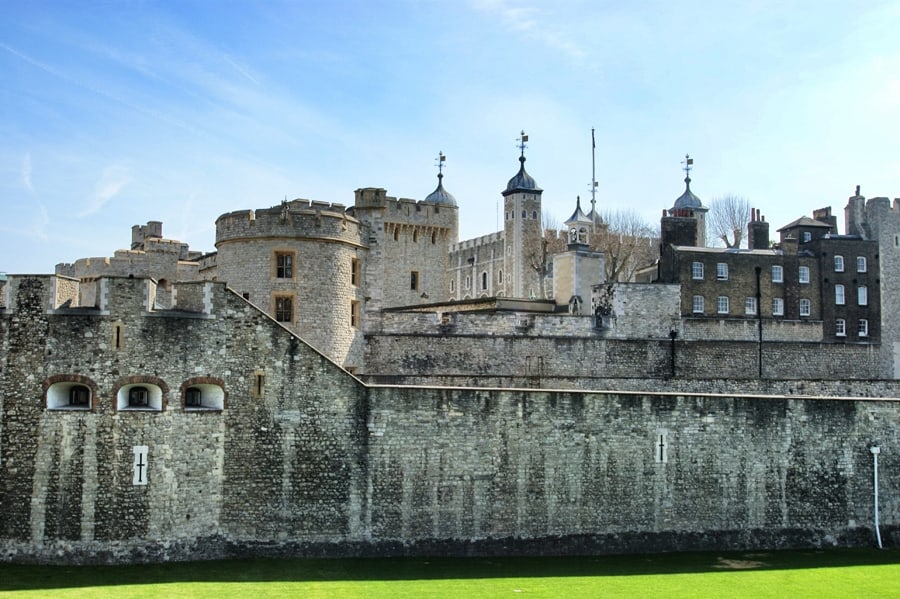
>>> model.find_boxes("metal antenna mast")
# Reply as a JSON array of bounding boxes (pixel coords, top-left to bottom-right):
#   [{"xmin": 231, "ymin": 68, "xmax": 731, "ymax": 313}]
[{"xmin": 591, "ymin": 128, "xmax": 598, "ymax": 231}]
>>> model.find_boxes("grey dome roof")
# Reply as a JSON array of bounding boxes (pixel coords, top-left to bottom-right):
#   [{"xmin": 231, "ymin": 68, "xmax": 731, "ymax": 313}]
[
  {"xmin": 504, "ymin": 156, "xmax": 542, "ymax": 194},
  {"xmin": 424, "ymin": 173, "xmax": 457, "ymax": 206},
  {"xmin": 673, "ymin": 176, "xmax": 703, "ymax": 210}
]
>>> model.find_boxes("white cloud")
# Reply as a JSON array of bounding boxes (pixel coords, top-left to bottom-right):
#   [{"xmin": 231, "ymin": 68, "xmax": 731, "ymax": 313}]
[{"xmin": 79, "ymin": 165, "xmax": 132, "ymax": 217}]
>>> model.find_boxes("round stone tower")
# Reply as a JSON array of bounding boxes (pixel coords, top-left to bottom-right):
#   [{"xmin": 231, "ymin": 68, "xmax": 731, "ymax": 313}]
[{"xmin": 214, "ymin": 199, "xmax": 366, "ymax": 368}]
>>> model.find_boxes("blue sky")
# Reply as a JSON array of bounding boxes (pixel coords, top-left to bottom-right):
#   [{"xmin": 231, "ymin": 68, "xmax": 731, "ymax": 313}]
[{"xmin": 2, "ymin": 0, "xmax": 898, "ymax": 274}]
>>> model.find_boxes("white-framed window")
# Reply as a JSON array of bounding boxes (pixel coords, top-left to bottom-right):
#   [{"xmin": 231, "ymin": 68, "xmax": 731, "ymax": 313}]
[
  {"xmin": 772, "ymin": 297, "xmax": 784, "ymax": 316},
  {"xmin": 771, "ymin": 265, "xmax": 783, "ymax": 283},
  {"xmin": 858, "ymin": 319, "xmax": 869, "ymax": 337},
  {"xmin": 692, "ymin": 295, "xmax": 704, "ymax": 314},
  {"xmin": 802, "ymin": 231, "xmax": 811, "ymax": 243},
  {"xmin": 716, "ymin": 263, "xmax": 728, "ymax": 280},
  {"xmin": 799, "ymin": 298, "xmax": 811, "ymax": 316},
  {"xmin": 834, "ymin": 255, "xmax": 844, "ymax": 272},
  {"xmin": 692, "ymin": 262, "xmax": 704, "ymax": 280},
  {"xmin": 857, "ymin": 256, "xmax": 867, "ymax": 273},
  {"xmin": 717, "ymin": 296, "xmax": 729, "ymax": 314},
  {"xmin": 858, "ymin": 285, "xmax": 868, "ymax": 306},
  {"xmin": 745, "ymin": 297, "xmax": 757, "ymax": 315},
  {"xmin": 799, "ymin": 266, "xmax": 810, "ymax": 284},
  {"xmin": 835, "ymin": 318, "xmax": 846, "ymax": 337},
  {"xmin": 835, "ymin": 284, "xmax": 845, "ymax": 305}
]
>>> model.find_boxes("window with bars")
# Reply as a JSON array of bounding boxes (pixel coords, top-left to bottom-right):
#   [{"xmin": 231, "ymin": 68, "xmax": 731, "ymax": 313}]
[
  {"xmin": 275, "ymin": 296, "xmax": 293, "ymax": 323},
  {"xmin": 275, "ymin": 252, "xmax": 294, "ymax": 278}
]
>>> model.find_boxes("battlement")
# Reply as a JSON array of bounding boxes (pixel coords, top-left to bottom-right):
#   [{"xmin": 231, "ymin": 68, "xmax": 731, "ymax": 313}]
[
  {"xmin": 450, "ymin": 231, "xmax": 504, "ymax": 253},
  {"xmin": 216, "ymin": 199, "xmax": 363, "ymax": 246},
  {"xmin": 1, "ymin": 275, "xmax": 219, "ymax": 316}
]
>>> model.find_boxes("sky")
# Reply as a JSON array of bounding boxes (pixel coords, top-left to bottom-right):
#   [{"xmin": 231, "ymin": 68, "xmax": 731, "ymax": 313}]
[{"xmin": 2, "ymin": 0, "xmax": 899, "ymax": 274}]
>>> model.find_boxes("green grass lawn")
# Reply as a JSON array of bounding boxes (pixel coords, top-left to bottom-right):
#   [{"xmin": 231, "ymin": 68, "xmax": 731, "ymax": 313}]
[{"xmin": 1, "ymin": 548, "xmax": 899, "ymax": 598}]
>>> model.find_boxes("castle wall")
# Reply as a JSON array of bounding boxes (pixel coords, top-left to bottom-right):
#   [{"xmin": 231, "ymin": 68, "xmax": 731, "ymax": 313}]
[
  {"xmin": 362, "ymin": 331, "xmax": 885, "ymax": 384},
  {"xmin": 854, "ymin": 196, "xmax": 900, "ymax": 377},
  {"xmin": 448, "ymin": 232, "xmax": 506, "ymax": 299},
  {"xmin": 1, "ymin": 276, "xmax": 898, "ymax": 564},
  {"xmin": 351, "ymin": 189, "xmax": 458, "ymax": 310}
]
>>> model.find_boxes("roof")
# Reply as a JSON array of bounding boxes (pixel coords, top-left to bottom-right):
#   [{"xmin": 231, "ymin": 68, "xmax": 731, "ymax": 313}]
[
  {"xmin": 776, "ymin": 216, "xmax": 834, "ymax": 232},
  {"xmin": 672, "ymin": 177, "xmax": 704, "ymax": 211},
  {"xmin": 424, "ymin": 173, "xmax": 457, "ymax": 207},
  {"xmin": 564, "ymin": 197, "xmax": 593, "ymax": 226},
  {"xmin": 504, "ymin": 156, "xmax": 542, "ymax": 195}
]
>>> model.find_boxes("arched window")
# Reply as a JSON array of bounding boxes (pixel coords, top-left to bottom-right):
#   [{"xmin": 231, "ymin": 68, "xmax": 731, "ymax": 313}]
[
  {"xmin": 482, "ymin": 272, "xmax": 488, "ymax": 290},
  {"xmin": 532, "ymin": 211, "xmax": 537, "ymax": 220},
  {"xmin": 431, "ymin": 231, "xmax": 436, "ymax": 244},
  {"xmin": 522, "ymin": 210, "xmax": 527, "ymax": 219},
  {"xmin": 115, "ymin": 379, "xmax": 166, "ymax": 412},
  {"xmin": 45, "ymin": 378, "xmax": 97, "ymax": 410},
  {"xmin": 413, "ymin": 230, "xmax": 419, "ymax": 243},
  {"xmin": 498, "ymin": 269, "xmax": 503, "ymax": 283},
  {"xmin": 393, "ymin": 228, "xmax": 399, "ymax": 241},
  {"xmin": 181, "ymin": 379, "xmax": 226, "ymax": 410}
]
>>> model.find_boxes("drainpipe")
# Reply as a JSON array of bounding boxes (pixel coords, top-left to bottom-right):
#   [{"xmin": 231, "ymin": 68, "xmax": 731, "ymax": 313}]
[
  {"xmin": 755, "ymin": 266, "xmax": 763, "ymax": 378},
  {"xmin": 871, "ymin": 445, "xmax": 883, "ymax": 549}
]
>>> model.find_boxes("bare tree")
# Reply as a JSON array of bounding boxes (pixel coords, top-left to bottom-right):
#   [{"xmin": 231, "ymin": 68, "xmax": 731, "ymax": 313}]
[
  {"xmin": 708, "ymin": 194, "xmax": 752, "ymax": 248},
  {"xmin": 594, "ymin": 209, "xmax": 658, "ymax": 283}
]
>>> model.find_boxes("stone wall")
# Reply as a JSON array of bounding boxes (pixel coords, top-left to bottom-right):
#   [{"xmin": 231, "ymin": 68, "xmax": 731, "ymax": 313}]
[
  {"xmin": 1, "ymin": 275, "xmax": 898, "ymax": 565},
  {"xmin": 362, "ymin": 332, "xmax": 886, "ymax": 384}
]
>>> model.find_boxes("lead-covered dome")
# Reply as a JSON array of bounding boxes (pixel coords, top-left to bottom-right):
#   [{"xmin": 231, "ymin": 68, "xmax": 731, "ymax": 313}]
[
  {"xmin": 504, "ymin": 156, "xmax": 542, "ymax": 194},
  {"xmin": 673, "ymin": 176, "xmax": 703, "ymax": 210},
  {"xmin": 424, "ymin": 173, "xmax": 457, "ymax": 206}
]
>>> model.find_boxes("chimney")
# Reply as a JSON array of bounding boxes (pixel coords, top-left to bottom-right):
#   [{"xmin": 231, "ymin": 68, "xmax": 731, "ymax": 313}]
[{"xmin": 747, "ymin": 208, "xmax": 770, "ymax": 250}]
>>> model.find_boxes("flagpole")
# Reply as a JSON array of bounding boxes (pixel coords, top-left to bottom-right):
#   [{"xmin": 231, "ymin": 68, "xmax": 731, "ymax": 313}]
[{"xmin": 591, "ymin": 128, "xmax": 597, "ymax": 233}]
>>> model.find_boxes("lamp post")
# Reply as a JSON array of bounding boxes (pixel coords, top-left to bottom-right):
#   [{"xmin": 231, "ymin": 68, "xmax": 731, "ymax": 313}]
[{"xmin": 871, "ymin": 445, "xmax": 883, "ymax": 549}]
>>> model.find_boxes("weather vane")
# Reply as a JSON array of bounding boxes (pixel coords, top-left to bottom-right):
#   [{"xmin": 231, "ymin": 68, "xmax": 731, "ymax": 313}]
[
  {"xmin": 435, "ymin": 151, "xmax": 446, "ymax": 175},
  {"xmin": 517, "ymin": 130, "xmax": 529, "ymax": 156},
  {"xmin": 682, "ymin": 153, "xmax": 693, "ymax": 179}
]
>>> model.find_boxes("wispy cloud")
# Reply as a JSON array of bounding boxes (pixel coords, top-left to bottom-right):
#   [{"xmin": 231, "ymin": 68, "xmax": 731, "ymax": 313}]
[
  {"xmin": 223, "ymin": 54, "xmax": 259, "ymax": 85},
  {"xmin": 22, "ymin": 152, "xmax": 34, "ymax": 193},
  {"xmin": 469, "ymin": 0, "xmax": 585, "ymax": 60},
  {"xmin": 80, "ymin": 165, "xmax": 132, "ymax": 217}
]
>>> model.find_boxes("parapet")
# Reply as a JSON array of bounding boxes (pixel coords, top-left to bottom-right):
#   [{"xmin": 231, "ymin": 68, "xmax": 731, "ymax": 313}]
[
  {"xmin": 2, "ymin": 275, "xmax": 220, "ymax": 317},
  {"xmin": 215, "ymin": 200, "xmax": 362, "ymax": 245}
]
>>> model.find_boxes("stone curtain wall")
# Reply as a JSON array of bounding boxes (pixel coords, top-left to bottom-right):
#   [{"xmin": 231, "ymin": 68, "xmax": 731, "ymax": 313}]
[
  {"xmin": 363, "ymin": 333, "xmax": 885, "ymax": 384},
  {"xmin": 2, "ymin": 275, "xmax": 898, "ymax": 564},
  {"xmin": 363, "ymin": 387, "xmax": 898, "ymax": 553}
]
